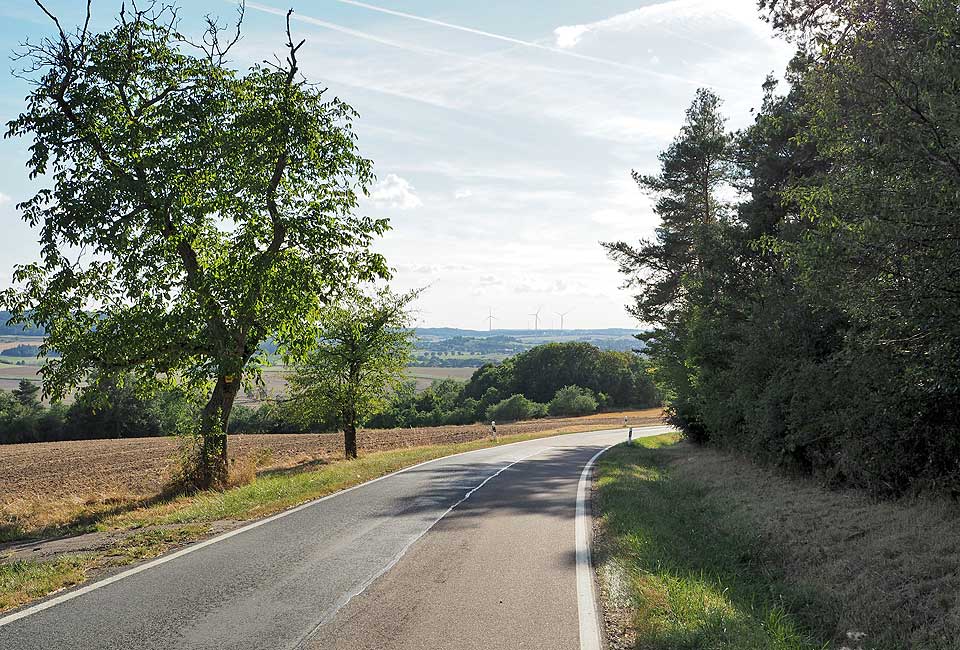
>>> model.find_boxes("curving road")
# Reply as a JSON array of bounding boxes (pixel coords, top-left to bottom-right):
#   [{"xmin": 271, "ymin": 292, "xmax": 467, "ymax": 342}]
[{"xmin": 0, "ymin": 425, "xmax": 673, "ymax": 650}]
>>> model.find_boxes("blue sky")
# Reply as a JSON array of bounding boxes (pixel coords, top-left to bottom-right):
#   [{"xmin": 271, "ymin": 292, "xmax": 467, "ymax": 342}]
[{"xmin": 0, "ymin": 0, "xmax": 792, "ymax": 329}]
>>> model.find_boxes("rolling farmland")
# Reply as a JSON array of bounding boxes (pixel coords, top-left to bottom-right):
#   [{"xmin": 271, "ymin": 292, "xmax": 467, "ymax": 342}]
[{"xmin": 0, "ymin": 409, "xmax": 663, "ymax": 533}]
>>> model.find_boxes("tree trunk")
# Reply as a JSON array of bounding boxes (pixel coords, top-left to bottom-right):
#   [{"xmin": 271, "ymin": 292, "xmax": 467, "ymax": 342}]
[
  {"xmin": 344, "ymin": 417, "xmax": 358, "ymax": 459},
  {"xmin": 197, "ymin": 374, "xmax": 241, "ymax": 488}
]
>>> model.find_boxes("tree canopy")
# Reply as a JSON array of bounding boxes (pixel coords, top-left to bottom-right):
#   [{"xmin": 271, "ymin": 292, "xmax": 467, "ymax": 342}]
[
  {"xmin": 287, "ymin": 288, "xmax": 417, "ymax": 458},
  {"xmin": 608, "ymin": 0, "xmax": 960, "ymax": 495},
  {"xmin": 3, "ymin": 3, "xmax": 389, "ymax": 484}
]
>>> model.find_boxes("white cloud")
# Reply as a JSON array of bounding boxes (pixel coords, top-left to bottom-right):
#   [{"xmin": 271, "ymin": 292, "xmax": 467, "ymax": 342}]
[
  {"xmin": 588, "ymin": 173, "xmax": 658, "ymax": 235},
  {"xmin": 554, "ymin": 24, "xmax": 590, "ymax": 49},
  {"xmin": 454, "ymin": 188, "xmax": 473, "ymax": 200},
  {"xmin": 370, "ymin": 173, "xmax": 423, "ymax": 209},
  {"xmin": 395, "ymin": 262, "xmax": 473, "ymax": 274},
  {"xmin": 0, "ymin": 192, "xmax": 11, "ymax": 205},
  {"xmin": 582, "ymin": 115, "xmax": 679, "ymax": 144},
  {"xmin": 553, "ymin": 0, "xmax": 762, "ymax": 50}
]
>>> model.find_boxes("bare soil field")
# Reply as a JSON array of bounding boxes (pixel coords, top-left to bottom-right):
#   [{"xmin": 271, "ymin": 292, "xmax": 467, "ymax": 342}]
[
  {"xmin": 0, "ymin": 364, "xmax": 42, "ymax": 394},
  {"xmin": 234, "ymin": 368, "xmax": 289, "ymax": 405},
  {"xmin": 0, "ymin": 365, "xmax": 43, "ymax": 379},
  {"xmin": 0, "ymin": 408, "xmax": 663, "ymax": 528},
  {"xmin": 234, "ymin": 366, "xmax": 477, "ymax": 404},
  {"xmin": 404, "ymin": 366, "xmax": 476, "ymax": 390},
  {"xmin": 0, "ymin": 337, "xmax": 44, "ymax": 352}
]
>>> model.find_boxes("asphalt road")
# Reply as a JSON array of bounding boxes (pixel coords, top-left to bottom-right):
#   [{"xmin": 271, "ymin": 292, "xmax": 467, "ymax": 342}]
[{"xmin": 0, "ymin": 425, "xmax": 673, "ymax": 650}]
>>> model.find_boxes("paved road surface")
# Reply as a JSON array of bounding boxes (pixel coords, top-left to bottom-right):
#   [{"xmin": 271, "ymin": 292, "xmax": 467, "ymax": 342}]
[{"xmin": 0, "ymin": 425, "xmax": 673, "ymax": 650}]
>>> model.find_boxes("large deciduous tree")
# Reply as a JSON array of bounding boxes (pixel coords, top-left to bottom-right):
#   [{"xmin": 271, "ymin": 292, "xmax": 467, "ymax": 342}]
[
  {"xmin": 287, "ymin": 289, "xmax": 417, "ymax": 459},
  {"xmin": 3, "ymin": 2, "xmax": 389, "ymax": 486}
]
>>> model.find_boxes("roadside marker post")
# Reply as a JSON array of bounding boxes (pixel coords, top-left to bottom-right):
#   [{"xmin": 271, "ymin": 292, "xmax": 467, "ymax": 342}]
[
  {"xmin": 491, "ymin": 420, "xmax": 497, "ymax": 441},
  {"xmin": 628, "ymin": 427, "xmax": 633, "ymax": 445}
]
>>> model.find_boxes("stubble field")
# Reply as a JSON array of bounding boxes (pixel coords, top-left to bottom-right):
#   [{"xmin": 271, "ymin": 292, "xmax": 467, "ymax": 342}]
[{"xmin": 0, "ymin": 408, "xmax": 664, "ymax": 534}]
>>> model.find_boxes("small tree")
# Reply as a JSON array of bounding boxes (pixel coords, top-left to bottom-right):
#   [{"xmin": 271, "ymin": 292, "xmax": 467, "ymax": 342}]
[
  {"xmin": 12, "ymin": 379, "xmax": 41, "ymax": 408},
  {"xmin": 288, "ymin": 289, "xmax": 417, "ymax": 458},
  {"xmin": 3, "ymin": 4, "xmax": 389, "ymax": 485},
  {"xmin": 547, "ymin": 385, "xmax": 598, "ymax": 417},
  {"xmin": 485, "ymin": 394, "xmax": 547, "ymax": 423}
]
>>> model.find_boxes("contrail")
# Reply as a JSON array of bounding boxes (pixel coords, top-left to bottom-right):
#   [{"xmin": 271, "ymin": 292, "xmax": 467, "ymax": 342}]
[
  {"xmin": 246, "ymin": 1, "xmax": 705, "ymax": 87},
  {"xmin": 324, "ymin": 0, "xmax": 698, "ymax": 84},
  {"xmin": 248, "ymin": 2, "xmax": 633, "ymax": 84},
  {"xmin": 247, "ymin": 2, "xmax": 456, "ymax": 60}
]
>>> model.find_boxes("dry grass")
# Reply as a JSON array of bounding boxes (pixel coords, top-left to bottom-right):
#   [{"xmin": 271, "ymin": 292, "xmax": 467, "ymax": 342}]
[
  {"xmin": 597, "ymin": 436, "xmax": 960, "ymax": 650},
  {"xmin": 234, "ymin": 365, "xmax": 478, "ymax": 404},
  {"xmin": 668, "ymin": 444, "xmax": 960, "ymax": 649}
]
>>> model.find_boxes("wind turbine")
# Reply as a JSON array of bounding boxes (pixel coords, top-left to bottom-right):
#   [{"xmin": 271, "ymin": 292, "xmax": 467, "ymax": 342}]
[
  {"xmin": 486, "ymin": 307, "xmax": 498, "ymax": 332},
  {"xmin": 528, "ymin": 306, "xmax": 542, "ymax": 332},
  {"xmin": 556, "ymin": 309, "xmax": 572, "ymax": 330}
]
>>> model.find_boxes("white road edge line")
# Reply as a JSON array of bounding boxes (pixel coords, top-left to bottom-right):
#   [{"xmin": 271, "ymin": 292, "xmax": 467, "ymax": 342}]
[
  {"xmin": 576, "ymin": 444, "xmax": 615, "ymax": 650},
  {"xmin": 0, "ymin": 428, "xmax": 604, "ymax": 629},
  {"xmin": 293, "ymin": 446, "xmax": 552, "ymax": 648}
]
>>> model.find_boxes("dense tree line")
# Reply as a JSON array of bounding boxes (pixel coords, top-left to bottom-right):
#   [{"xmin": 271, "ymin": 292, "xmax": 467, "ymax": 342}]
[
  {"xmin": 408, "ymin": 356, "xmax": 487, "ymax": 368},
  {"xmin": 607, "ymin": 0, "xmax": 960, "ymax": 495},
  {"xmin": 2, "ymin": 341, "xmax": 658, "ymax": 443},
  {"xmin": 369, "ymin": 342, "xmax": 659, "ymax": 427},
  {"xmin": 0, "ymin": 313, "xmax": 44, "ymax": 336},
  {"xmin": 0, "ymin": 378, "xmax": 196, "ymax": 444}
]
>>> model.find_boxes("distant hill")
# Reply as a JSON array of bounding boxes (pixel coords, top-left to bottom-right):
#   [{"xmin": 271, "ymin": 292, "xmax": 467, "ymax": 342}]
[
  {"xmin": 411, "ymin": 328, "xmax": 645, "ymax": 366},
  {"xmin": 414, "ymin": 327, "xmax": 640, "ymax": 340},
  {"xmin": 0, "ymin": 312, "xmax": 44, "ymax": 336}
]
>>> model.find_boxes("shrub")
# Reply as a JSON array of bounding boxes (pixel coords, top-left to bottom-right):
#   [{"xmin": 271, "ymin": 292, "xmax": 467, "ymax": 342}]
[
  {"xmin": 547, "ymin": 385, "xmax": 598, "ymax": 417},
  {"xmin": 485, "ymin": 394, "xmax": 547, "ymax": 423}
]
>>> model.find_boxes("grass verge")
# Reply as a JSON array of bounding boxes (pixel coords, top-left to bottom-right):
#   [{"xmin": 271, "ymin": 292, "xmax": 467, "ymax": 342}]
[
  {"xmin": 594, "ymin": 435, "xmax": 831, "ymax": 650},
  {"xmin": 0, "ymin": 422, "xmax": 619, "ymax": 614},
  {"xmin": 595, "ymin": 435, "xmax": 960, "ymax": 650},
  {"xmin": 0, "ymin": 557, "xmax": 86, "ymax": 613}
]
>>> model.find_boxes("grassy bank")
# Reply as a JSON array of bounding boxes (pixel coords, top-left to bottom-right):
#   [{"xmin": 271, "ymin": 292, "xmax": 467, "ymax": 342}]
[
  {"xmin": 593, "ymin": 435, "xmax": 960, "ymax": 650},
  {"xmin": 0, "ymin": 421, "xmax": 626, "ymax": 614}
]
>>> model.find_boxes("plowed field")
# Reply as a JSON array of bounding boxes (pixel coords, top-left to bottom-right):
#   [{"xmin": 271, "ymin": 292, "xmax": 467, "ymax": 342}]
[{"xmin": 0, "ymin": 409, "xmax": 664, "ymax": 504}]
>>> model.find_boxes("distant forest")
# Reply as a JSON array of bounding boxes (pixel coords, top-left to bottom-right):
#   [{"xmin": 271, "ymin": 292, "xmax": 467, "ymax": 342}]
[{"xmin": 0, "ymin": 312, "xmax": 44, "ymax": 336}]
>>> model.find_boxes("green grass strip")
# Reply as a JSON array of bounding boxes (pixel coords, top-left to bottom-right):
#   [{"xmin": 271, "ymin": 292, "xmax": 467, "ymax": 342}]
[
  {"xmin": 594, "ymin": 435, "xmax": 830, "ymax": 650},
  {"xmin": 0, "ymin": 556, "xmax": 87, "ymax": 612}
]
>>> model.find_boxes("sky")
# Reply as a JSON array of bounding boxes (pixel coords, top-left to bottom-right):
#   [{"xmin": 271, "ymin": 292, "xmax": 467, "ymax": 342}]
[{"xmin": 0, "ymin": 0, "xmax": 793, "ymax": 330}]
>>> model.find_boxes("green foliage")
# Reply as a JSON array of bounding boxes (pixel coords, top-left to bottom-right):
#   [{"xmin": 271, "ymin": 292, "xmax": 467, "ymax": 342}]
[
  {"xmin": 2, "ymin": 5, "xmax": 389, "ymax": 484},
  {"xmin": 595, "ymin": 438, "xmax": 830, "ymax": 649},
  {"xmin": 547, "ymin": 385, "xmax": 598, "ymax": 417},
  {"xmin": 12, "ymin": 379, "xmax": 40, "ymax": 408},
  {"xmin": 369, "ymin": 341, "xmax": 659, "ymax": 430},
  {"xmin": 485, "ymin": 394, "xmax": 547, "ymax": 423},
  {"xmin": 365, "ymin": 378, "xmax": 478, "ymax": 428},
  {"xmin": 462, "ymin": 342, "xmax": 659, "ymax": 409},
  {"xmin": 608, "ymin": 2, "xmax": 960, "ymax": 495},
  {"xmin": 67, "ymin": 374, "xmax": 199, "ymax": 442},
  {"xmin": 0, "ymin": 376, "xmax": 199, "ymax": 444},
  {"xmin": 287, "ymin": 288, "xmax": 416, "ymax": 457},
  {"xmin": 228, "ymin": 401, "xmax": 306, "ymax": 434}
]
